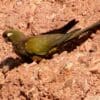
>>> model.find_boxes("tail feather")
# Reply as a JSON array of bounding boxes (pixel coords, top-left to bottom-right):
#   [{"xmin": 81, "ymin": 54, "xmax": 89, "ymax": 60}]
[{"xmin": 65, "ymin": 20, "xmax": 100, "ymax": 41}]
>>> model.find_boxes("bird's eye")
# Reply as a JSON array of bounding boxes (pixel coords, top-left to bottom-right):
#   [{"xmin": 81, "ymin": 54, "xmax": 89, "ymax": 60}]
[
  {"xmin": 7, "ymin": 32, "xmax": 13, "ymax": 37},
  {"xmin": 3, "ymin": 31, "xmax": 13, "ymax": 38}
]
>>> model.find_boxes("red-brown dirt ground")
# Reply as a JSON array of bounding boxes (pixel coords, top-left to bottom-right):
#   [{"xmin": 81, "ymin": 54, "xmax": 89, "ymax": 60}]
[{"xmin": 0, "ymin": 0, "xmax": 100, "ymax": 100}]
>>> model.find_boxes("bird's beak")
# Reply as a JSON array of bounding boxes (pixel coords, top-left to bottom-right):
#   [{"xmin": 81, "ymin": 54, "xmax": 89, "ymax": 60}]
[{"xmin": 2, "ymin": 31, "xmax": 12, "ymax": 42}]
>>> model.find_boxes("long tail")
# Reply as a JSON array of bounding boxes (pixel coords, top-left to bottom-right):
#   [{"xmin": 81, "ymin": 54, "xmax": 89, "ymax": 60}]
[{"xmin": 64, "ymin": 20, "xmax": 100, "ymax": 41}]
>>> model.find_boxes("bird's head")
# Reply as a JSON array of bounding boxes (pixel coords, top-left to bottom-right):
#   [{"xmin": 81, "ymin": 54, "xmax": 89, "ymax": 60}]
[{"xmin": 3, "ymin": 30, "xmax": 26, "ymax": 43}]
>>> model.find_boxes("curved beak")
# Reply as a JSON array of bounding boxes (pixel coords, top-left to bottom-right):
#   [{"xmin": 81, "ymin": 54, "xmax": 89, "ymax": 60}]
[{"xmin": 2, "ymin": 31, "xmax": 11, "ymax": 42}]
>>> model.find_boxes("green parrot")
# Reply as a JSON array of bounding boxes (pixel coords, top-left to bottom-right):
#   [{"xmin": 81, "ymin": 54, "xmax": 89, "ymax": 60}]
[{"xmin": 3, "ymin": 20, "xmax": 100, "ymax": 61}]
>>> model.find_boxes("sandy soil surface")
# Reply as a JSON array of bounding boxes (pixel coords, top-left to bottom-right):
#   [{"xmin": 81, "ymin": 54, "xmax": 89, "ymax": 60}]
[{"xmin": 0, "ymin": 0, "xmax": 100, "ymax": 100}]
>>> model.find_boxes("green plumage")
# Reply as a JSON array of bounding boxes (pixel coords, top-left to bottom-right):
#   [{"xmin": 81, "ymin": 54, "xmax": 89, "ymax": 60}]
[
  {"xmin": 25, "ymin": 34, "xmax": 64, "ymax": 55},
  {"xmin": 3, "ymin": 20, "xmax": 100, "ymax": 60}
]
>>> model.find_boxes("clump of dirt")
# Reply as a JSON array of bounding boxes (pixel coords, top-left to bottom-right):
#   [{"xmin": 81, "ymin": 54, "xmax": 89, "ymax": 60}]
[{"xmin": 0, "ymin": 0, "xmax": 100, "ymax": 100}]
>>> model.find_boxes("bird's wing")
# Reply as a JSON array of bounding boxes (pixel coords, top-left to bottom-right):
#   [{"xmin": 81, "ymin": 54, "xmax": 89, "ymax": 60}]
[{"xmin": 24, "ymin": 34, "xmax": 64, "ymax": 55}]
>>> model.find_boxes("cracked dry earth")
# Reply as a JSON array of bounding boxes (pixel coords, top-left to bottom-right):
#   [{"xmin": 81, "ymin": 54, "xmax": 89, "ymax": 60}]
[{"xmin": 0, "ymin": 0, "xmax": 100, "ymax": 100}]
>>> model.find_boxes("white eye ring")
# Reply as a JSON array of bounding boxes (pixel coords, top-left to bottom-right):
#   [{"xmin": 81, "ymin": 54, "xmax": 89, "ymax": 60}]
[{"xmin": 7, "ymin": 33, "xmax": 13, "ymax": 37}]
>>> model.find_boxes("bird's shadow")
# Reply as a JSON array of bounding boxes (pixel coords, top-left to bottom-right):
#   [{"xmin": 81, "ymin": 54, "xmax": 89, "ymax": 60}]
[
  {"xmin": 0, "ymin": 57, "xmax": 23, "ymax": 70},
  {"xmin": 43, "ymin": 19, "xmax": 79, "ymax": 34}
]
